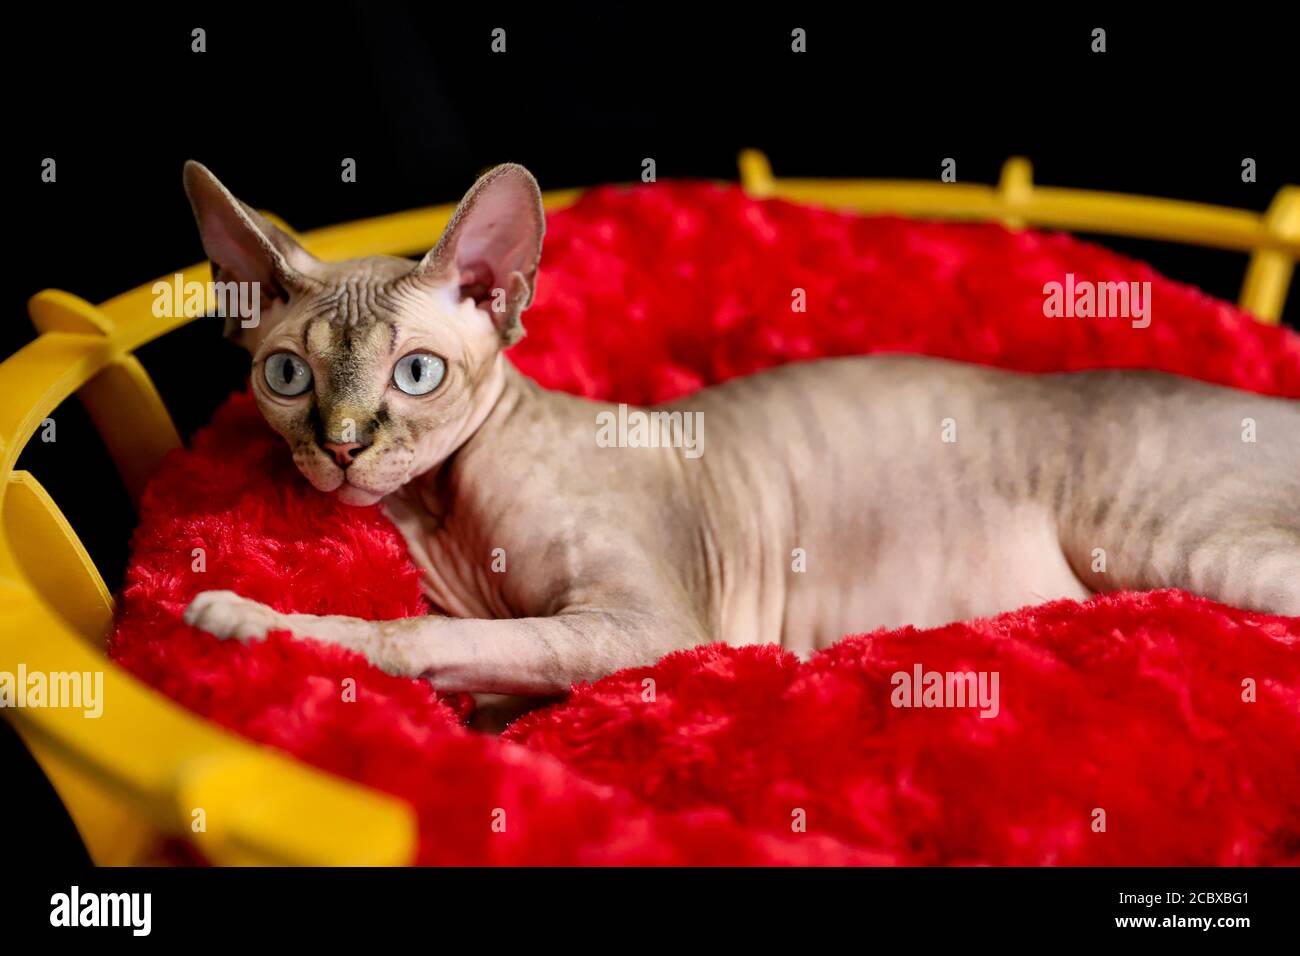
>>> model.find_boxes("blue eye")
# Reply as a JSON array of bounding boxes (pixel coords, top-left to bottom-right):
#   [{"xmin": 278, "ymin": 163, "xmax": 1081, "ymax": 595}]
[
  {"xmin": 393, "ymin": 353, "xmax": 446, "ymax": 396},
  {"xmin": 263, "ymin": 353, "xmax": 313, "ymax": 396}
]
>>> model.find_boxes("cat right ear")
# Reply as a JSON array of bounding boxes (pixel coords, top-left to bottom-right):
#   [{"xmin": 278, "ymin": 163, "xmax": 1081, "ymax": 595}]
[
  {"xmin": 403, "ymin": 163, "xmax": 545, "ymax": 347},
  {"xmin": 182, "ymin": 161, "xmax": 320, "ymax": 341}
]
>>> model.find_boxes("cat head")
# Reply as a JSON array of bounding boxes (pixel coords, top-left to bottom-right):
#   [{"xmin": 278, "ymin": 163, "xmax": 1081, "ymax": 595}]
[{"xmin": 183, "ymin": 160, "xmax": 544, "ymax": 506}]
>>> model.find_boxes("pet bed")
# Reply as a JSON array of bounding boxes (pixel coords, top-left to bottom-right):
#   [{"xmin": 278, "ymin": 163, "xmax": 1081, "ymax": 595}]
[{"xmin": 3, "ymin": 154, "xmax": 1298, "ymax": 864}]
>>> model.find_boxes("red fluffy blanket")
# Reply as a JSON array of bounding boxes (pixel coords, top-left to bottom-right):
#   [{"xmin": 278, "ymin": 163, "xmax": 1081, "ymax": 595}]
[{"xmin": 110, "ymin": 183, "xmax": 1300, "ymax": 865}]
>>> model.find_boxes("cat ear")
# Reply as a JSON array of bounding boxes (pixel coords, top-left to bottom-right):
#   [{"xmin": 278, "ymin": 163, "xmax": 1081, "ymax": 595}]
[
  {"xmin": 406, "ymin": 163, "xmax": 544, "ymax": 346},
  {"xmin": 182, "ymin": 161, "xmax": 320, "ymax": 317}
]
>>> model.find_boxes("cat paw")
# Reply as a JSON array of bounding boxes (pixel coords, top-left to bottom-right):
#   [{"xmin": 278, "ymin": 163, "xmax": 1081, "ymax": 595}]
[{"xmin": 184, "ymin": 590, "xmax": 286, "ymax": 642}]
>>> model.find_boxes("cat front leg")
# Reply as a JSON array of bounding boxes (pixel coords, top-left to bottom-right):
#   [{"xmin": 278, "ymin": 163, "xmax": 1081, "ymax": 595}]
[
  {"xmin": 183, "ymin": 590, "xmax": 295, "ymax": 643},
  {"xmin": 183, "ymin": 589, "xmax": 704, "ymax": 695},
  {"xmin": 182, "ymin": 590, "xmax": 436, "ymax": 674}
]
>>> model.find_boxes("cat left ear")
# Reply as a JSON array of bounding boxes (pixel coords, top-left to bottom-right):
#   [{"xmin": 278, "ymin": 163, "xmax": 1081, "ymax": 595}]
[
  {"xmin": 183, "ymin": 161, "xmax": 321, "ymax": 345},
  {"xmin": 407, "ymin": 163, "xmax": 545, "ymax": 346}
]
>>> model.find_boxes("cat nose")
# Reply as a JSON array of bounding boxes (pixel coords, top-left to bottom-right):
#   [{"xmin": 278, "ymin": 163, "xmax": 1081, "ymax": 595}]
[{"xmin": 322, "ymin": 440, "xmax": 368, "ymax": 467}]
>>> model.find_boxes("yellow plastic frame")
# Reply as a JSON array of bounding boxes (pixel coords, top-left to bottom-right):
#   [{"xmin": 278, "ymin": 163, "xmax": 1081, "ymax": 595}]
[{"xmin": 2, "ymin": 151, "xmax": 1296, "ymax": 865}]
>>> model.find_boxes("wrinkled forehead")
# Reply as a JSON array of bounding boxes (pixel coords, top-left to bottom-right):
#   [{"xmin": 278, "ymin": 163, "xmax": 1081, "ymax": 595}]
[
  {"xmin": 279, "ymin": 263, "xmax": 426, "ymax": 387},
  {"xmin": 302, "ymin": 316, "xmax": 397, "ymax": 394}
]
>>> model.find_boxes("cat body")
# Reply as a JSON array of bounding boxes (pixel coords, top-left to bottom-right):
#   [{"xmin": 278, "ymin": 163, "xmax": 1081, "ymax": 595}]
[{"xmin": 179, "ymin": 162, "xmax": 1300, "ymax": 706}]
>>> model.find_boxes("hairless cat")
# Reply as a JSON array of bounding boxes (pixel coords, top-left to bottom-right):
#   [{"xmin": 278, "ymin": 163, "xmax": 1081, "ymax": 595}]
[{"xmin": 181, "ymin": 161, "xmax": 1300, "ymax": 720}]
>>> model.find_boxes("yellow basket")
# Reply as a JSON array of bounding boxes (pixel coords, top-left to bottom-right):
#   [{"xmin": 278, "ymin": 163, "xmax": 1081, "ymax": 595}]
[{"xmin": 2, "ymin": 151, "xmax": 1297, "ymax": 865}]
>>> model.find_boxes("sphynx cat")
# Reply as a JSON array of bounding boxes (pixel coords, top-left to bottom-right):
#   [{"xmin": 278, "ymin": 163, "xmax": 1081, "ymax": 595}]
[{"xmin": 181, "ymin": 161, "xmax": 1300, "ymax": 719}]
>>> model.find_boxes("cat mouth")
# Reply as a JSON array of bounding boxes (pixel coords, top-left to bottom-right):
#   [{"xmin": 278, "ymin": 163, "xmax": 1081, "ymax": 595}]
[
  {"xmin": 295, "ymin": 450, "xmax": 397, "ymax": 505},
  {"xmin": 297, "ymin": 460, "xmax": 387, "ymax": 505}
]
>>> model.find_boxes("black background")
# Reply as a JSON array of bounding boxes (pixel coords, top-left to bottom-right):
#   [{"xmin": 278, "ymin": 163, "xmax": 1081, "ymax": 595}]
[
  {"xmin": 7, "ymin": 866, "xmax": 1291, "ymax": 942},
  {"xmin": 3, "ymin": 7, "xmax": 1297, "ymax": 868}
]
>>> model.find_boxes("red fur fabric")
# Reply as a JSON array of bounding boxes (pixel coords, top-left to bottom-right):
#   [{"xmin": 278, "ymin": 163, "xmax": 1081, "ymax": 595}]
[{"xmin": 109, "ymin": 183, "xmax": 1300, "ymax": 865}]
